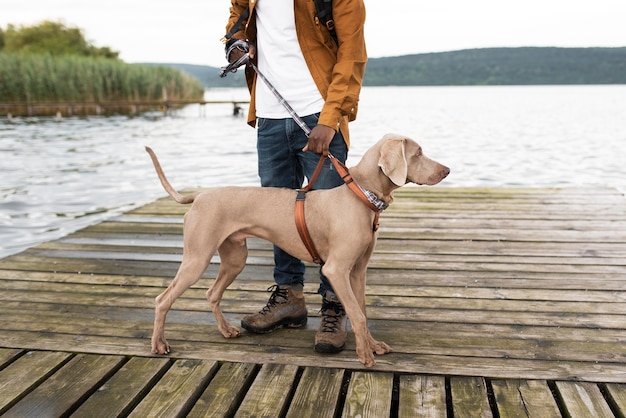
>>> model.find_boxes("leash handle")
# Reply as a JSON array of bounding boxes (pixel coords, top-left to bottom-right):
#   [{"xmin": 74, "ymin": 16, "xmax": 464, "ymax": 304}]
[{"xmin": 220, "ymin": 41, "xmax": 312, "ymax": 137}]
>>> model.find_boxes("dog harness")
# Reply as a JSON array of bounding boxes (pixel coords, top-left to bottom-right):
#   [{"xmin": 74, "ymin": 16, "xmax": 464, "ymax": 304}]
[{"xmin": 295, "ymin": 154, "xmax": 388, "ymax": 265}]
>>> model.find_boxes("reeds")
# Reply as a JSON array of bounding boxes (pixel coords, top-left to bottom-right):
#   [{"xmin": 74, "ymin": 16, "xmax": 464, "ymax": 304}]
[{"xmin": 0, "ymin": 53, "xmax": 204, "ymax": 103}]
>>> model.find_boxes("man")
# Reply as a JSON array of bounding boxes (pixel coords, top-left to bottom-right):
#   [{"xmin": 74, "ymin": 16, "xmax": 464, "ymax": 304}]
[{"xmin": 224, "ymin": 0, "xmax": 367, "ymax": 354}]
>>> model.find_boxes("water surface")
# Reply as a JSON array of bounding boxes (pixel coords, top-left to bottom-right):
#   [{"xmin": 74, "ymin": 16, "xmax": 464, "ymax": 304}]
[{"xmin": 1, "ymin": 85, "xmax": 625, "ymax": 258}]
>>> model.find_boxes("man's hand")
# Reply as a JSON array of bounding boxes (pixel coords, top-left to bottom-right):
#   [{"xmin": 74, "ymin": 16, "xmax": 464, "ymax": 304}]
[
  {"xmin": 228, "ymin": 43, "xmax": 256, "ymax": 63},
  {"xmin": 303, "ymin": 124, "xmax": 336, "ymax": 156}
]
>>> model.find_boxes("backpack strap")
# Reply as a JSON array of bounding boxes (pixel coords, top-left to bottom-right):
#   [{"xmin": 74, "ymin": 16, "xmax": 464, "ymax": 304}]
[
  {"xmin": 313, "ymin": 0, "xmax": 337, "ymax": 43},
  {"xmin": 221, "ymin": 8, "xmax": 250, "ymax": 47}
]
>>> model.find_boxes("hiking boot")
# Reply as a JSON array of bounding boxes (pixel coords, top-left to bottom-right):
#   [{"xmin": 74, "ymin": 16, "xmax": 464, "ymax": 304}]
[
  {"xmin": 314, "ymin": 293, "xmax": 347, "ymax": 353},
  {"xmin": 241, "ymin": 284, "xmax": 307, "ymax": 333}
]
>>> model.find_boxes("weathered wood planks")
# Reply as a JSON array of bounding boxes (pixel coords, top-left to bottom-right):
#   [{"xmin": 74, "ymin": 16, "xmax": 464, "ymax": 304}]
[
  {"xmin": 2, "ymin": 350, "xmax": 625, "ymax": 416},
  {"xmin": 0, "ymin": 187, "xmax": 625, "ymax": 416}
]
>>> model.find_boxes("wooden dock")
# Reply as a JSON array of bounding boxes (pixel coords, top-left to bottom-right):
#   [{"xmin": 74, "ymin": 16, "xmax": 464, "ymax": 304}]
[
  {"xmin": 1, "ymin": 99, "xmax": 248, "ymax": 118},
  {"xmin": 1, "ymin": 187, "xmax": 625, "ymax": 417}
]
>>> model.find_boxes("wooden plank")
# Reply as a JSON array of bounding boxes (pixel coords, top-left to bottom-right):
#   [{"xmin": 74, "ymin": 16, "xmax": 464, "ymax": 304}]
[
  {"xmin": 34, "ymin": 220, "xmax": 626, "ymax": 244},
  {"xmin": 0, "ymin": 351, "xmax": 72, "ymax": 414},
  {"xmin": 0, "ymin": 348, "xmax": 23, "ymax": 368},
  {"xmin": 127, "ymin": 359, "xmax": 218, "ymax": 417},
  {"xmin": 555, "ymin": 381, "xmax": 614, "ymax": 418},
  {"xmin": 341, "ymin": 371, "xmax": 394, "ymax": 418},
  {"xmin": 36, "ymin": 236, "xmax": 626, "ymax": 260},
  {"xmin": 3, "ymin": 267, "xmax": 626, "ymax": 292},
  {"xmin": 398, "ymin": 374, "xmax": 447, "ymax": 418},
  {"xmin": 450, "ymin": 376, "xmax": 493, "ymax": 418},
  {"xmin": 6, "ymin": 251, "xmax": 626, "ymax": 276},
  {"xmin": 491, "ymin": 379, "xmax": 561, "ymax": 418},
  {"xmin": 79, "ymin": 208, "xmax": 626, "ymax": 229},
  {"xmin": 0, "ymin": 255, "xmax": 213, "ymax": 277},
  {"xmin": 188, "ymin": 362, "xmax": 257, "ymax": 418},
  {"xmin": 71, "ymin": 356, "xmax": 171, "ymax": 418},
  {"xmin": 18, "ymin": 242, "xmax": 626, "ymax": 269},
  {"xmin": 4, "ymin": 278, "xmax": 626, "ymax": 322},
  {"xmin": 286, "ymin": 367, "xmax": 345, "ymax": 418},
  {"xmin": 3, "ymin": 326, "xmax": 626, "ymax": 383},
  {"xmin": 2, "ymin": 353, "xmax": 124, "ymax": 417},
  {"xmin": 605, "ymin": 383, "xmax": 626, "ymax": 416},
  {"xmin": 235, "ymin": 363, "xmax": 299, "ymax": 418}
]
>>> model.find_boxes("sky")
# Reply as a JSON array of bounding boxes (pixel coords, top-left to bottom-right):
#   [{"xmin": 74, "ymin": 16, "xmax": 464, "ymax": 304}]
[{"xmin": 1, "ymin": 0, "xmax": 625, "ymax": 67}]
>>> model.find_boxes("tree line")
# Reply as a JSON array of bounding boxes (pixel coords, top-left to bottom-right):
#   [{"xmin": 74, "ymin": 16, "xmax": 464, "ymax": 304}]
[{"xmin": 1, "ymin": 20, "xmax": 119, "ymax": 59}]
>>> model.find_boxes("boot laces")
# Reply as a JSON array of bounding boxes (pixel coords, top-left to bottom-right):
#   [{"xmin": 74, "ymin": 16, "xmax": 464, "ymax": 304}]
[
  {"xmin": 259, "ymin": 285, "xmax": 289, "ymax": 315},
  {"xmin": 320, "ymin": 299, "xmax": 345, "ymax": 333}
]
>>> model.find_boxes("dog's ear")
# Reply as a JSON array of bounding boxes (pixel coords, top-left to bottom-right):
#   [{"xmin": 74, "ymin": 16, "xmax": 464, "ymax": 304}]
[{"xmin": 378, "ymin": 138, "xmax": 408, "ymax": 186}]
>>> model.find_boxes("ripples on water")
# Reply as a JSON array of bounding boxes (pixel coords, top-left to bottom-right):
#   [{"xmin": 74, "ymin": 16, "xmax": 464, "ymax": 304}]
[{"xmin": 1, "ymin": 85, "xmax": 625, "ymax": 257}]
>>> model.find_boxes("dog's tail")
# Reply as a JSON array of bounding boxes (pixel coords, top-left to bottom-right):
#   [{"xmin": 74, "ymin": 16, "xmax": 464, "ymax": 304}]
[{"xmin": 145, "ymin": 146, "xmax": 199, "ymax": 204}]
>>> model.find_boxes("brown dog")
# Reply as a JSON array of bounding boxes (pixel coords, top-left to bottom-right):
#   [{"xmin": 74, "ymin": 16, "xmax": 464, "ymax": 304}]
[{"xmin": 147, "ymin": 133, "xmax": 449, "ymax": 367}]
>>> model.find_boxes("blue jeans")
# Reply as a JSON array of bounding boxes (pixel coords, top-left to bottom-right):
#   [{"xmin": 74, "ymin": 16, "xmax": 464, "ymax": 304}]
[{"xmin": 256, "ymin": 113, "xmax": 348, "ymax": 297}]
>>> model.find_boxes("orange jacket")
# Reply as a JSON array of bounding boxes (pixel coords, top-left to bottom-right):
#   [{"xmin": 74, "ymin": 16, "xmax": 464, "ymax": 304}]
[{"xmin": 226, "ymin": 0, "xmax": 367, "ymax": 147}]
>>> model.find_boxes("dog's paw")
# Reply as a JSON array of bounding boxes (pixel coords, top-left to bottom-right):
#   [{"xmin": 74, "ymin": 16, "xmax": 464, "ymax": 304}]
[
  {"xmin": 356, "ymin": 339, "xmax": 392, "ymax": 367},
  {"xmin": 357, "ymin": 351, "xmax": 376, "ymax": 368},
  {"xmin": 220, "ymin": 325, "xmax": 241, "ymax": 339},
  {"xmin": 151, "ymin": 337, "xmax": 171, "ymax": 355},
  {"xmin": 356, "ymin": 344, "xmax": 377, "ymax": 368},
  {"xmin": 373, "ymin": 340, "xmax": 392, "ymax": 355}
]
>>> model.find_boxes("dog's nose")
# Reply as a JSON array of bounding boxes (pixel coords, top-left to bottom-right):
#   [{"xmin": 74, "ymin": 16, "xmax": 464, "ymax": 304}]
[{"xmin": 425, "ymin": 165, "xmax": 450, "ymax": 185}]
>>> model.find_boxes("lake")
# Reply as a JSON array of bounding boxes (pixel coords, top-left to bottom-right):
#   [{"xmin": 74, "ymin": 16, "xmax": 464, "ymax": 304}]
[{"xmin": 1, "ymin": 85, "xmax": 625, "ymax": 258}]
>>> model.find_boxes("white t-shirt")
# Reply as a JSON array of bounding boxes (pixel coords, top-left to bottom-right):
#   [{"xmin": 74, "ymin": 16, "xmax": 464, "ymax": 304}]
[{"xmin": 255, "ymin": 0, "xmax": 324, "ymax": 118}]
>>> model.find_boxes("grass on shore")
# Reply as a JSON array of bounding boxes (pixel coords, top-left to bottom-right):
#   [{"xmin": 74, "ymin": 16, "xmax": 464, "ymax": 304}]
[{"xmin": 0, "ymin": 53, "xmax": 205, "ymax": 108}]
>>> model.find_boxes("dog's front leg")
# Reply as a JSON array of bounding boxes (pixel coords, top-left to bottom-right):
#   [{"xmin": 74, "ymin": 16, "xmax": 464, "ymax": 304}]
[
  {"xmin": 351, "ymin": 251, "xmax": 393, "ymax": 360},
  {"xmin": 351, "ymin": 244, "xmax": 375, "ymax": 316},
  {"xmin": 348, "ymin": 301, "xmax": 392, "ymax": 367},
  {"xmin": 323, "ymin": 263, "xmax": 390, "ymax": 367}
]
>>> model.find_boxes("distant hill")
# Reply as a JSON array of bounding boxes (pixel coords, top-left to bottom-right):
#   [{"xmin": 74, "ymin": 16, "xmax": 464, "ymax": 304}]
[
  {"xmin": 364, "ymin": 47, "xmax": 626, "ymax": 85},
  {"xmin": 146, "ymin": 47, "xmax": 626, "ymax": 88},
  {"xmin": 142, "ymin": 62, "xmax": 247, "ymax": 88}
]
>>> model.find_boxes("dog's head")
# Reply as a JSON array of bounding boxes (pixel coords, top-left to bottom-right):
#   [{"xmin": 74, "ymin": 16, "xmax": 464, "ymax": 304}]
[{"xmin": 378, "ymin": 133, "xmax": 450, "ymax": 186}]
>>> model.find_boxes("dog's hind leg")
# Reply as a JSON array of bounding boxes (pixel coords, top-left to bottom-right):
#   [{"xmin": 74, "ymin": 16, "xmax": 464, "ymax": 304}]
[
  {"xmin": 151, "ymin": 213, "xmax": 218, "ymax": 355},
  {"xmin": 151, "ymin": 254, "xmax": 213, "ymax": 354},
  {"xmin": 207, "ymin": 234, "xmax": 248, "ymax": 338}
]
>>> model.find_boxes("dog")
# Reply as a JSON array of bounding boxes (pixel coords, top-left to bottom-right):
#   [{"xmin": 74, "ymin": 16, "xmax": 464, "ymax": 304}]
[{"xmin": 146, "ymin": 133, "xmax": 449, "ymax": 367}]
